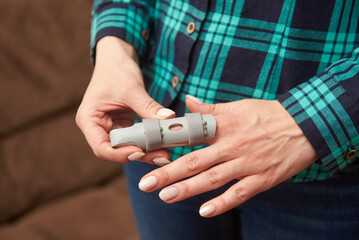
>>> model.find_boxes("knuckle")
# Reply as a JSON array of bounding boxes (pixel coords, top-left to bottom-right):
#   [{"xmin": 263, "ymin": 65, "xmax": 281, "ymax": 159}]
[
  {"xmin": 205, "ymin": 169, "xmax": 220, "ymax": 185},
  {"xmin": 233, "ymin": 135, "xmax": 252, "ymax": 150},
  {"xmin": 243, "ymin": 151, "xmax": 258, "ymax": 163},
  {"xmin": 184, "ymin": 154, "xmax": 201, "ymax": 171},
  {"xmin": 144, "ymin": 99, "xmax": 159, "ymax": 113},
  {"xmin": 216, "ymin": 114, "xmax": 236, "ymax": 132},
  {"xmin": 209, "ymin": 104, "xmax": 217, "ymax": 113},
  {"xmin": 216, "ymin": 196, "xmax": 230, "ymax": 212},
  {"xmin": 232, "ymin": 186, "xmax": 248, "ymax": 203},
  {"xmin": 156, "ymin": 168, "xmax": 170, "ymax": 183},
  {"xmin": 256, "ymin": 175, "xmax": 273, "ymax": 192},
  {"xmin": 179, "ymin": 182, "xmax": 190, "ymax": 195},
  {"xmin": 210, "ymin": 145, "xmax": 221, "ymax": 158}
]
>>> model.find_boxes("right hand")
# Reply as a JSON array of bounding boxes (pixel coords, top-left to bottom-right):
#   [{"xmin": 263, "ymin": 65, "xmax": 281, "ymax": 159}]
[{"xmin": 76, "ymin": 37, "xmax": 174, "ymax": 165}]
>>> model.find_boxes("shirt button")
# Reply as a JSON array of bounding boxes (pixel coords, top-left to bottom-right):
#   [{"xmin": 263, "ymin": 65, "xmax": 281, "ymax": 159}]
[
  {"xmin": 172, "ymin": 76, "xmax": 179, "ymax": 88},
  {"xmin": 141, "ymin": 29, "xmax": 149, "ymax": 41},
  {"xmin": 345, "ymin": 148, "xmax": 358, "ymax": 159},
  {"xmin": 187, "ymin": 22, "xmax": 196, "ymax": 34}
]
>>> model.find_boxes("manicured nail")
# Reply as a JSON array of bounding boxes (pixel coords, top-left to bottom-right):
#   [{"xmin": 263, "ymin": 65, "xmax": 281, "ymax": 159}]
[
  {"xmin": 128, "ymin": 152, "xmax": 145, "ymax": 161},
  {"xmin": 138, "ymin": 176, "xmax": 158, "ymax": 191},
  {"xmin": 199, "ymin": 205, "xmax": 216, "ymax": 217},
  {"xmin": 153, "ymin": 158, "xmax": 171, "ymax": 166},
  {"xmin": 159, "ymin": 187, "xmax": 178, "ymax": 201},
  {"xmin": 186, "ymin": 95, "xmax": 202, "ymax": 104},
  {"xmin": 157, "ymin": 108, "xmax": 175, "ymax": 117}
]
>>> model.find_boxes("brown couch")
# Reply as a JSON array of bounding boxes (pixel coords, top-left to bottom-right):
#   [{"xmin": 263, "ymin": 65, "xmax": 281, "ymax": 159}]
[{"xmin": 0, "ymin": 0, "xmax": 139, "ymax": 239}]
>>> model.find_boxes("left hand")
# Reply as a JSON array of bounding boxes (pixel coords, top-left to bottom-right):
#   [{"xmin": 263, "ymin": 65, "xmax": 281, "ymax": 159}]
[{"xmin": 138, "ymin": 96, "xmax": 318, "ymax": 217}]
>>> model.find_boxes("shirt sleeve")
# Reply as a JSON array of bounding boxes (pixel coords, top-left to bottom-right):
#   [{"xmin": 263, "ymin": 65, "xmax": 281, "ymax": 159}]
[
  {"xmin": 278, "ymin": 48, "xmax": 359, "ymax": 176},
  {"xmin": 90, "ymin": 0, "xmax": 154, "ymax": 62}
]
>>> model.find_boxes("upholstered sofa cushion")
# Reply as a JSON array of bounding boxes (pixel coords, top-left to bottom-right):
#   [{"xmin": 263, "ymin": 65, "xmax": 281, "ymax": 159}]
[
  {"xmin": 0, "ymin": 0, "xmax": 93, "ymax": 134},
  {"xmin": 0, "ymin": 110, "xmax": 122, "ymax": 223},
  {"xmin": 0, "ymin": 0, "xmax": 124, "ymax": 225},
  {"xmin": 0, "ymin": 1, "xmax": 138, "ymax": 238},
  {"xmin": 0, "ymin": 177, "xmax": 139, "ymax": 240}
]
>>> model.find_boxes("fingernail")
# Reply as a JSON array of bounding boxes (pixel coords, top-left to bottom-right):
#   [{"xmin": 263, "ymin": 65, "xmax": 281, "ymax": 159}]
[
  {"xmin": 138, "ymin": 176, "xmax": 158, "ymax": 191},
  {"xmin": 199, "ymin": 205, "xmax": 216, "ymax": 217},
  {"xmin": 153, "ymin": 158, "xmax": 171, "ymax": 166},
  {"xmin": 186, "ymin": 95, "xmax": 202, "ymax": 104},
  {"xmin": 159, "ymin": 187, "xmax": 178, "ymax": 201},
  {"xmin": 128, "ymin": 152, "xmax": 145, "ymax": 161},
  {"xmin": 157, "ymin": 108, "xmax": 175, "ymax": 117}
]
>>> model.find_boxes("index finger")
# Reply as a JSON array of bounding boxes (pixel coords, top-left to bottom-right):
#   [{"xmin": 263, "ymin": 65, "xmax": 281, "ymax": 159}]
[
  {"xmin": 138, "ymin": 144, "xmax": 228, "ymax": 192},
  {"xmin": 83, "ymin": 122, "xmax": 144, "ymax": 162}
]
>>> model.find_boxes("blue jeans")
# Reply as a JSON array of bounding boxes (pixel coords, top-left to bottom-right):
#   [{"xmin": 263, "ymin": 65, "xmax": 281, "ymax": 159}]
[{"xmin": 124, "ymin": 161, "xmax": 359, "ymax": 240}]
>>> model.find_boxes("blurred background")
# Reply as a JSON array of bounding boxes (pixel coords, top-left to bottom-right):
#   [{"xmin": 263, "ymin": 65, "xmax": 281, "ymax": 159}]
[{"xmin": 0, "ymin": 0, "xmax": 139, "ymax": 239}]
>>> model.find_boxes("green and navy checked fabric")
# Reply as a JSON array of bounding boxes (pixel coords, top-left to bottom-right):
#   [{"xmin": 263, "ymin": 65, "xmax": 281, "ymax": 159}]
[{"xmin": 91, "ymin": 0, "xmax": 359, "ymax": 182}]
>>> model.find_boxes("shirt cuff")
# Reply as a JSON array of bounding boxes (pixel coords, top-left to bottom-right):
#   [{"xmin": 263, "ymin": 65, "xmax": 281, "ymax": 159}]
[
  {"xmin": 278, "ymin": 68, "xmax": 359, "ymax": 176},
  {"xmin": 90, "ymin": 1, "xmax": 152, "ymax": 63}
]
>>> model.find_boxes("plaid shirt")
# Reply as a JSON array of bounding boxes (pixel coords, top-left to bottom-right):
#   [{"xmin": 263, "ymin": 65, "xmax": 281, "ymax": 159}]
[{"xmin": 91, "ymin": 0, "xmax": 359, "ymax": 182}]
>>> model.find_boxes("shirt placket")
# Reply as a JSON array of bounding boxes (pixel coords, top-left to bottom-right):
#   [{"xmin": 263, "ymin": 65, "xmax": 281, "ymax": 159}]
[{"xmin": 168, "ymin": 0, "xmax": 209, "ymax": 101}]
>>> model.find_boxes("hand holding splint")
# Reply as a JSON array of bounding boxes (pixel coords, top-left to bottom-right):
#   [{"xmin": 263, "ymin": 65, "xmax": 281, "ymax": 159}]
[{"xmin": 139, "ymin": 96, "xmax": 318, "ymax": 217}]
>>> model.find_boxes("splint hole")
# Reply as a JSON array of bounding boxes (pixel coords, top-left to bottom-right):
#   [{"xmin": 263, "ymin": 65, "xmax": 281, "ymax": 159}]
[{"xmin": 169, "ymin": 123, "xmax": 183, "ymax": 131}]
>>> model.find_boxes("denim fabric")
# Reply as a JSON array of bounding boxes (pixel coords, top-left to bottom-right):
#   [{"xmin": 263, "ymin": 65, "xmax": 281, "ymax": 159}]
[{"xmin": 124, "ymin": 161, "xmax": 359, "ymax": 240}]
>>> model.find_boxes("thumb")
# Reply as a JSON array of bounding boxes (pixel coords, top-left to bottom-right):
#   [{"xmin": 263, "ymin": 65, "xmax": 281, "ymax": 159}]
[
  {"xmin": 127, "ymin": 87, "xmax": 175, "ymax": 119},
  {"xmin": 186, "ymin": 95, "xmax": 225, "ymax": 115}
]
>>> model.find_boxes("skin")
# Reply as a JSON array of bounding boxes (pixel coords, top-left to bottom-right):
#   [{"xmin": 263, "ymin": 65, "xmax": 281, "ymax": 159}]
[
  {"xmin": 141, "ymin": 98, "xmax": 318, "ymax": 217},
  {"xmin": 76, "ymin": 36, "xmax": 318, "ymax": 218},
  {"xmin": 76, "ymin": 36, "xmax": 174, "ymax": 163}
]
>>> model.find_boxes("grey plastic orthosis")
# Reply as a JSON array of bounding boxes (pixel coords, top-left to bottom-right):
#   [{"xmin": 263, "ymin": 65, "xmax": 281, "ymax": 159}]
[{"xmin": 110, "ymin": 113, "xmax": 216, "ymax": 151}]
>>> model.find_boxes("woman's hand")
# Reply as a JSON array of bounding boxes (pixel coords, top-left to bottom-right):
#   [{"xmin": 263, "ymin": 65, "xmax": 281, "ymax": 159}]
[
  {"xmin": 76, "ymin": 36, "xmax": 174, "ymax": 165},
  {"xmin": 138, "ymin": 96, "xmax": 318, "ymax": 217}
]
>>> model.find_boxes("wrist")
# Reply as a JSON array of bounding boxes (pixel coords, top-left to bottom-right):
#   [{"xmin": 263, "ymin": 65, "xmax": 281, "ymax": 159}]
[
  {"xmin": 96, "ymin": 36, "xmax": 139, "ymax": 66},
  {"xmin": 272, "ymin": 100, "xmax": 318, "ymax": 162}
]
